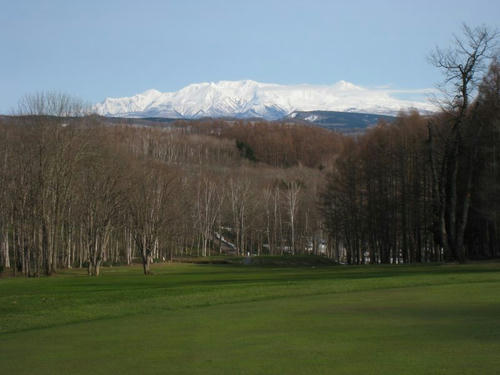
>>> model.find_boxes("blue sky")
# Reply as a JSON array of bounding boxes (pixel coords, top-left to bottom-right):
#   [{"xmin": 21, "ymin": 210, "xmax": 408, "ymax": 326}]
[{"xmin": 1, "ymin": 0, "xmax": 499, "ymax": 113}]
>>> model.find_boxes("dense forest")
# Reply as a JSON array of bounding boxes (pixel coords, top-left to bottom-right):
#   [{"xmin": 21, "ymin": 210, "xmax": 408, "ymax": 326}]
[{"xmin": 0, "ymin": 25, "xmax": 499, "ymax": 276}]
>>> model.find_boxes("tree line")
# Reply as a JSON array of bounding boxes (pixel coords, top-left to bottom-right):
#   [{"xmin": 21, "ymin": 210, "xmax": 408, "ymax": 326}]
[
  {"xmin": 321, "ymin": 25, "xmax": 500, "ymax": 263},
  {"xmin": 0, "ymin": 103, "xmax": 338, "ymax": 276}
]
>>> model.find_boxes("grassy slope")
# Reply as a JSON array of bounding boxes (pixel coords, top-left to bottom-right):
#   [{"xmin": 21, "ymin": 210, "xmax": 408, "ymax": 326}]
[{"xmin": 1, "ymin": 261, "xmax": 499, "ymax": 374}]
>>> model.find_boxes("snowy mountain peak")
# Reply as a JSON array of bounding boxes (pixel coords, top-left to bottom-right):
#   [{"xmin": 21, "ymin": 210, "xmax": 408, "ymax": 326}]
[
  {"xmin": 141, "ymin": 89, "xmax": 162, "ymax": 96},
  {"xmin": 332, "ymin": 80, "xmax": 360, "ymax": 90},
  {"xmin": 94, "ymin": 80, "xmax": 435, "ymax": 119}
]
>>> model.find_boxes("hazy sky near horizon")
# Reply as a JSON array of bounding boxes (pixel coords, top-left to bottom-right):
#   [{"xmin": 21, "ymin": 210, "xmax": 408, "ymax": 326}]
[{"xmin": 1, "ymin": 0, "xmax": 499, "ymax": 113}]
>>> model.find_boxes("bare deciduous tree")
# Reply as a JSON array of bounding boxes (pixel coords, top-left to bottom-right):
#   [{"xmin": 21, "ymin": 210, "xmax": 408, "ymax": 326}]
[
  {"xmin": 428, "ymin": 24, "xmax": 498, "ymax": 262},
  {"xmin": 127, "ymin": 162, "xmax": 177, "ymax": 274}
]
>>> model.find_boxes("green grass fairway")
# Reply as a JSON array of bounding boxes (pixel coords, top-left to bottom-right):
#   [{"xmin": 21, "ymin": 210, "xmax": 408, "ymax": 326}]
[{"xmin": 1, "ymin": 261, "xmax": 500, "ymax": 374}]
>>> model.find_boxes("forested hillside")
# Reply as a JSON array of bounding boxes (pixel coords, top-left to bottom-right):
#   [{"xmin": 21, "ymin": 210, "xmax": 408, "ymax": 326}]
[{"xmin": 0, "ymin": 109, "xmax": 347, "ymax": 276}]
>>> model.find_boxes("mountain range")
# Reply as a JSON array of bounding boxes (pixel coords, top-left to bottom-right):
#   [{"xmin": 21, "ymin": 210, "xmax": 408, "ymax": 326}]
[{"xmin": 94, "ymin": 80, "xmax": 435, "ymax": 120}]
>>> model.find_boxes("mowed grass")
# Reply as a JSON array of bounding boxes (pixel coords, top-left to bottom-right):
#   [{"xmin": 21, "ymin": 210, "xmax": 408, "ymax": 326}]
[{"xmin": 1, "ymin": 259, "xmax": 499, "ymax": 374}]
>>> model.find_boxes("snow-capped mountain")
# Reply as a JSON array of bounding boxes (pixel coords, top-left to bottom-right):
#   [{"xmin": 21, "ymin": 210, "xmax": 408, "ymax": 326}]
[{"xmin": 95, "ymin": 80, "xmax": 435, "ymax": 119}]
